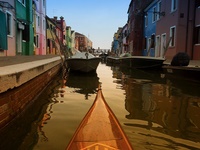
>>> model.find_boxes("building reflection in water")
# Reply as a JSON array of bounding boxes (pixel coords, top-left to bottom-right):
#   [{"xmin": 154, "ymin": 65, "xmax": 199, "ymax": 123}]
[{"xmin": 111, "ymin": 66, "xmax": 200, "ymax": 144}]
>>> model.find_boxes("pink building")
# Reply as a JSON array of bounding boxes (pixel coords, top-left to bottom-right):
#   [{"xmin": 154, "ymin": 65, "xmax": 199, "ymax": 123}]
[
  {"xmin": 33, "ymin": 0, "xmax": 46, "ymax": 55},
  {"xmin": 0, "ymin": 0, "xmax": 16, "ymax": 56},
  {"xmin": 156, "ymin": 0, "xmax": 200, "ymax": 60}
]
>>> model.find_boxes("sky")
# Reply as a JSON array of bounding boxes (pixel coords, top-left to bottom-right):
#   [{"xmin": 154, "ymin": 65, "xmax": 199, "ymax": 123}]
[{"xmin": 47, "ymin": 0, "xmax": 130, "ymax": 49}]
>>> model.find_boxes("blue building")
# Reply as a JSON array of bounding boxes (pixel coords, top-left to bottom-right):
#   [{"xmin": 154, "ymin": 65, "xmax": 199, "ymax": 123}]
[{"xmin": 143, "ymin": 0, "xmax": 158, "ymax": 57}]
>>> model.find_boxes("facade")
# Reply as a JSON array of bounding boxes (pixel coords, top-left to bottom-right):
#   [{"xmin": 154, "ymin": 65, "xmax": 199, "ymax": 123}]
[
  {"xmin": 32, "ymin": 0, "xmax": 46, "ymax": 55},
  {"xmin": 66, "ymin": 26, "xmax": 72, "ymax": 52},
  {"xmin": 111, "ymin": 27, "xmax": 123, "ymax": 56},
  {"xmin": 46, "ymin": 15, "xmax": 58, "ymax": 54},
  {"xmin": 51, "ymin": 16, "xmax": 67, "ymax": 55},
  {"xmin": 145, "ymin": 0, "xmax": 200, "ymax": 60},
  {"xmin": 127, "ymin": 0, "xmax": 154, "ymax": 56},
  {"xmin": 71, "ymin": 30, "xmax": 75, "ymax": 54},
  {"xmin": 16, "ymin": 0, "xmax": 34, "ymax": 55},
  {"xmin": 143, "ymin": 1, "xmax": 157, "ymax": 57},
  {"xmin": 126, "ymin": 0, "xmax": 200, "ymax": 60},
  {"xmin": 87, "ymin": 38, "xmax": 93, "ymax": 51},
  {"xmin": 122, "ymin": 24, "xmax": 128, "ymax": 54},
  {"xmin": 75, "ymin": 32, "xmax": 92, "ymax": 52},
  {"xmin": 194, "ymin": 1, "xmax": 200, "ymax": 59},
  {"xmin": 0, "ymin": 1, "xmax": 16, "ymax": 56},
  {"xmin": 53, "ymin": 16, "xmax": 66, "ymax": 47}
]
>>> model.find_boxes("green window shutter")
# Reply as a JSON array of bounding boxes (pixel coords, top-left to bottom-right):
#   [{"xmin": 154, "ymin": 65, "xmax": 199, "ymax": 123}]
[{"xmin": 0, "ymin": 10, "xmax": 8, "ymax": 50}]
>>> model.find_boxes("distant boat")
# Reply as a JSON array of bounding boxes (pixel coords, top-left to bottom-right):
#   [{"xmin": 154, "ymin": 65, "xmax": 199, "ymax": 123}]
[
  {"xmin": 107, "ymin": 55, "xmax": 165, "ymax": 69},
  {"xmin": 66, "ymin": 85, "xmax": 133, "ymax": 150},
  {"xmin": 65, "ymin": 51, "xmax": 101, "ymax": 73}
]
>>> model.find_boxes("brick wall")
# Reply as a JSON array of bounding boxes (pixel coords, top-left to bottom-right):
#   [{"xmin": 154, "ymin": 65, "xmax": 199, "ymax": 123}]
[{"xmin": 0, "ymin": 64, "xmax": 61, "ymax": 129}]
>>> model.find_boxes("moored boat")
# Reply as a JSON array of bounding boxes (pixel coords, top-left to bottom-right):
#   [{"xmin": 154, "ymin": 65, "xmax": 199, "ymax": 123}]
[
  {"xmin": 107, "ymin": 55, "xmax": 165, "ymax": 70},
  {"xmin": 65, "ymin": 51, "xmax": 101, "ymax": 73},
  {"xmin": 162, "ymin": 65, "xmax": 200, "ymax": 82},
  {"xmin": 66, "ymin": 85, "xmax": 133, "ymax": 150}
]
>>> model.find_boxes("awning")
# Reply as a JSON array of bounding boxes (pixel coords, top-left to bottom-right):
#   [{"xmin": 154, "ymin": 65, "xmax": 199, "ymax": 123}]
[{"xmin": 17, "ymin": 18, "xmax": 31, "ymax": 25}]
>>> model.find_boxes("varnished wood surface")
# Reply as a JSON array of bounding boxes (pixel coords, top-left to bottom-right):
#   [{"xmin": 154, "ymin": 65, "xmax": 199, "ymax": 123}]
[{"xmin": 66, "ymin": 86, "xmax": 133, "ymax": 150}]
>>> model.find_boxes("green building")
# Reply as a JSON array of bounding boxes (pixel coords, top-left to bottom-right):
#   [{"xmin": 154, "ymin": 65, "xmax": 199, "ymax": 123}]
[{"xmin": 16, "ymin": 0, "xmax": 34, "ymax": 55}]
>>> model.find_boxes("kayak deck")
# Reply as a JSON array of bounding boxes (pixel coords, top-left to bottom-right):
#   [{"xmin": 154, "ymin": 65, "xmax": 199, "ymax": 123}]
[{"xmin": 66, "ymin": 86, "xmax": 133, "ymax": 150}]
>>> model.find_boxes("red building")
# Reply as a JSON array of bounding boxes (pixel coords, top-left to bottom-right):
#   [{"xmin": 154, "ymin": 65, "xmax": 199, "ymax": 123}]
[
  {"xmin": 127, "ymin": 0, "xmax": 154, "ymax": 56},
  {"xmin": 75, "ymin": 32, "xmax": 92, "ymax": 52}
]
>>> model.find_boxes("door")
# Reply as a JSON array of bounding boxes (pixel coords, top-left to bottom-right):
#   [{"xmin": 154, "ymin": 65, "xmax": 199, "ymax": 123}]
[
  {"xmin": 155, "ymin": 35, "xmax": 160, "ymax": 57},
  {"xmin": 17, "ymin": 29, "xmax": 22, "ymax": 54},
  {"xmin": 161, "ymin": 34, "xmax": 166, "ymax": 57}
]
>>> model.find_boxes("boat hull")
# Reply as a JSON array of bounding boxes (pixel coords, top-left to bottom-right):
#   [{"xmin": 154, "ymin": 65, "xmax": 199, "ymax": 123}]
[
  {"xmin": 163, "ymin": 65, "xmax": 200, "ymax": 82},
  {"xmin": 107, "ymin": 56, "xmax": 165, "ymax": 69},
  {"xmin": 66, "ymin": 87, "xmax": 133, "ymax": 150},
  {"xmin": 66, "ymin": 57, "xmax": 101, "ymax": 73}
]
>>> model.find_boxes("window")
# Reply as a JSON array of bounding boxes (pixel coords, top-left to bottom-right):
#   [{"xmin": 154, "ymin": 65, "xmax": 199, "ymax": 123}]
[
  {"xmin": 18, "ymin": 0, "xmax": 25, "ymax": 6},
  {"xmin": 151, "ymin": 34, "xmax": 155, "ymax": 48},
  {"xmin": 157, "ymin": 1, "xmax": 161, "ymax": 20},
  {"xmin": 6, "ymin": 12, "xmax": 12, "ymax": 36},
  {"xmin": 50, "ymin": 24, "xmax": 52, "ymax": 30},
  {"xmin": 171, "ymin": 0, "xmax": 177, "ymax": 12},
  {"xmin": 194, "ymin": 26, "xmax": 200, "ymax": 44},
  {"xmin": 196, "ymin": 0, "xmax": 200, "ymax": 8},
  {"xmin": 152, "ymin": 7, "xmax": 156, "ymax": 22},
  {"xmin": 170, "ymin": 26, "xmax": 176, "ymax": 46},
  {"xmin": 36, "ymin": 35, "xmax": 39, "ymax": 47},
  {"xmin": 43, "ymin": 0, "xmax": 45, "ymax": 7},
  {"xmin": 144, "ymin": 37, "xmax": 147, "ymax": 49},
  {"xmin": 43, "ymin": 19, "xmax": 45, "ymax": 30},
  {"xmin": 34, "ymin": 35, "xmax": 39, "ymax": 48}
]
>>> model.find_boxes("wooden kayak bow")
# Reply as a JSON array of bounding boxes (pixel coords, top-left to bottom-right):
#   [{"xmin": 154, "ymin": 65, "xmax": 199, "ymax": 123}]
[{"xmin": 66, "ymin": 85, "xmax": 133, "ymax": 150}]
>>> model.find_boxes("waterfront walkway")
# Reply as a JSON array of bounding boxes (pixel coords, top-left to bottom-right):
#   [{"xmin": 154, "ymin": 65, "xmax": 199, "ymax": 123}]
[
  {"xmin": 0, "ymin": 55, "xmax": 62, "ymax": 93},
  {"xmin": 0, "ymin": 55, "xmax": 61, "ymax": 67}
]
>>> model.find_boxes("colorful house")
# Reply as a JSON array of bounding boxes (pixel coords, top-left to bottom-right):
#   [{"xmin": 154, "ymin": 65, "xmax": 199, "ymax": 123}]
[
  {"xmin": 16, "ymin": 0, "xmax": 34, "ymax": 55},
  {"xmin": 127, "ymin": 0, "xmax": 154, "ymax": 56},
  {"xmin": 32, "ymin": 0, "xmax": 46, "ymax": 55},
  {"xmin": 155, "ymin": 0, "xmax": 200, "ymax": 60},
  {"xmin": 46, "ymin": 15, "xmax": 58, "ymax": 54},
  {"xmin": 74, "ymin": 32, "xmax": 92, "ymax": 52},
  {"xmin": 143, "ymin": 1, "xmax": 158, "ymax": 57},
  {"xmin": 66, "ymin": 26, "xmax": 72, "ymax": 53},
  {"xmin": 51, "ymin": 16, "xmax": 67, "ymax": 55},
  {"xmin": 122, "ymin": 23, "xmax": 128, "ymax": 54},
  {"xmin": 71, "ymin": 30, "xmax": 75, "ymax": 54},
  {"xmin": 0, "ymin": 1, "xmax": 15, "ymax": 56},
  {"xmin": 111, "ymin": 27, "xmax": 122, "ymax": 56}
]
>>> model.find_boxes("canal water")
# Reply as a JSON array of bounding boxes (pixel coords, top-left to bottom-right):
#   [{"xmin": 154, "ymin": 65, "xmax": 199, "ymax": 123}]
[{"xmin": 1, "ymin": 62, "xmax": 200, "ymax": 150}]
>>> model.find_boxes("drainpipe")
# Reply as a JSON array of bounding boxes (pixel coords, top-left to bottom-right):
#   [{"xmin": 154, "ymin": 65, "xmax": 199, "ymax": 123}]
[
  {"xmin": 191, "ymin": 0, "xmax": 196, "ymax": 59},
  {"xmin": 185, "ymin": 0, "xmax": 190, "ymax": 55}
]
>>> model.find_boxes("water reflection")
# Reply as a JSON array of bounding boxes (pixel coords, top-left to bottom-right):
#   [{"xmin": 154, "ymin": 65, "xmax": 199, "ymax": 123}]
[
  {"xmin": 66, "ymin": 72, "xmax": 100, "ymax": 100},
  {"xmin": 1, "ymin": 64, "xmax": 200, "ymax": 150},
  {"xmin": 0, "ymin": 75, "xmax": 62, "ymax": 150},
  {"xmin": 110, "ymin": 65, "xmax": 200, "ymax": 149}
]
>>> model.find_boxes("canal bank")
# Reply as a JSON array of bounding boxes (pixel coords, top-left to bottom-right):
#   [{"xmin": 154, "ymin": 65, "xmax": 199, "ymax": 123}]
[{"xmin": 0, "ymin": 55, "xmax": 63, "ymax": 130}]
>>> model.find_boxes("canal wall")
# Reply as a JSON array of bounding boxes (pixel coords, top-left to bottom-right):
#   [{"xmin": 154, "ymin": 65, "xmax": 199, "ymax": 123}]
[{"xmin": 0, "ymin": 56, "xmax": 62, "ymax": 130}]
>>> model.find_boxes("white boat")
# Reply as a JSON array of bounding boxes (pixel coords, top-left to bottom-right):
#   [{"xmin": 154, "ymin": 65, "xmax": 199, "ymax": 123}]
[{"xmin": 65, "ymin": 51, "xmax": 101, "ymax": 73}]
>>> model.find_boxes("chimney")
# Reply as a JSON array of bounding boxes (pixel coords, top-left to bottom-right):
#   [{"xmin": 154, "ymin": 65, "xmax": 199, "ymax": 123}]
[{"xmin": 54, "ymin": 16, "xmax": 57, "ymax": 20}]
